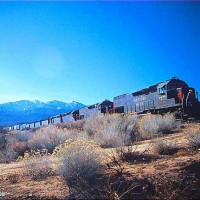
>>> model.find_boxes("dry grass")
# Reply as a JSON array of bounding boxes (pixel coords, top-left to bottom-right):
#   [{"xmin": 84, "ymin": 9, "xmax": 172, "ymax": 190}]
[
  {"xmin": 7, "ymin": 172, "xmax": 19, "ymax": 184},
  {"xmin": 84, "ymin": 114, "xmax": 138, "ymax": 148},
  {"xmin": 58, "ymin": 140, "xmax": 107, "ymax": 199},
  {"xmin": 153, "ymin": 139, "xmax": 180, "ymax": 155},
  {"xmin": 116, "ymin": 144, "xmax": 158, "ymax": 164},
  {"xmin": 0, "ymin": 133, "xmax": 6, "ymax": 149},
  {"xmin": 23, "ymin": 150, "xmax": 53, "ymax": 180},
  {"xmin": 58, "ymin": 120, "xmax": 85, "ymax": 131},
  {"xmin": 139, "ymin": 113, "xmax": 177, "ymax": 139},
  {"xmin": 187, "ymin": 128, "xmax": 200, "ymax": 150}
]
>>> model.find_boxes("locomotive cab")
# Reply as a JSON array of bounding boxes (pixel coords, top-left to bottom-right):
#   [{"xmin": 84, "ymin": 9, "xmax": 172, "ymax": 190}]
[
  {"xmin": 184, "ymin": 88, "xmax": 200, "ymax": 118},
  {"xmin": 166, "ymin": 77, "xmax": 199, "ymax": 118}
]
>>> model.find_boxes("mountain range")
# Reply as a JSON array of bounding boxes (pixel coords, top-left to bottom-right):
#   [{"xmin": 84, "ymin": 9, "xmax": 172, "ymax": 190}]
[{"xmin": 0, "ymin": 100, "xmax": 85, "ymax": 126}]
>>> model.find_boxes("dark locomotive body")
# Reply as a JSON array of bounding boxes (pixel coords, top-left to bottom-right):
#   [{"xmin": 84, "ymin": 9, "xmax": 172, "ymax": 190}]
[{"xmin": 114, "ymin": 77, "xmax": 199, "ymax": 119}]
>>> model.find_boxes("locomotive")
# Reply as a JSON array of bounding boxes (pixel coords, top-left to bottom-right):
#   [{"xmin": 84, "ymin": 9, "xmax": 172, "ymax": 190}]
[
  {"xmin": 113, "ymin": 77, "xmax": 199, "ymax": 119},
  {"xmin": 8, "ymin": 77, "xmax": 200, "ymax": 131}
]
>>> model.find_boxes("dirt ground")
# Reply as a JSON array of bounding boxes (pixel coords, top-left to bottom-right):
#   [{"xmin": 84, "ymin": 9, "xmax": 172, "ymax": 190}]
[{"xmin": 0, "ymin": 123, "xmax": 200, "ymax": 199}]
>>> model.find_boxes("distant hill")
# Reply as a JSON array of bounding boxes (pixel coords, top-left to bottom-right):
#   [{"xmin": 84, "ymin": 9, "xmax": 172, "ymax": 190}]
[{"xmin": 0, "ymin": 100, "xmax": 85, "ymax": 126}]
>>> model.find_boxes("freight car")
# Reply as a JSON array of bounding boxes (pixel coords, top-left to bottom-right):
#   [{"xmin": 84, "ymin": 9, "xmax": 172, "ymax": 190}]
[
  {"xmin": 79, "ymin": 100, "xmax": 113, "ymax": 119},
  {"xmin": 8, "ymin": 100, "xmax": 113, "ymax": 130},
  {"xmin": 113, "ymin": 77, "xmax": 199, "ymax": 119}
]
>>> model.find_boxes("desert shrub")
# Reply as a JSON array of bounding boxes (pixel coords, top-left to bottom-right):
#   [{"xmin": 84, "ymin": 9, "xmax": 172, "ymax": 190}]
[
  {"xmin": 0, "ymin": 133, "xmax": 6, "ymax": 149},
  {"xmin": 83, "ymin": 115, "xmax": 104, "ymax": 137},
  {"xmin": 188, "ymin": 128, "xmax": 200, "ymax": 150},
  {"xmin": 139, "ymin": 113, "xmax": 177, "ymax": 139},
  {"xmin": 59, "ymin": 140, "xmax": 106, "ymax": 199},
  {"xmin": 11, "ymin": 140, "xmax": 29, "ymax": 156},
  {"xmin": 122, "ymin": 114, "xmax": 140, "ymax": 141},
  {"xmin": 162, "ymin": 113, "xmax": 177, "ymax": 132},
  {"xmin": 23, "ymin": 151, "xmax": 52, "ymax": 180},
  {"xmin": 59, "ymin": 120, "xmax": 85, "ymax": 130},
  {"xmin": 94, "ymin": 126, "xmax": 127, "ymax": 148},
  {"xmin": 7, "ymin": 173, "xmax": 19, "ymax": 184},
  {"xmin": 0, "ymin": 142, "xmax": 17, "ymax": 163},
  {"xmin": 84, "ymin": 114, "xmax": 138, "ymax": 148},
  {"xmin": 28, "ymin": 126, "xmax": 73, "ymax": 153},
  {"xmin": 0, "ymin": 150, "xmax": 6, "ymax": 163},
  {"xmin": 0, "ymin": 132, "xmax": 31, "ymax": 159},
  {"xmin": 116, "ymin": 144, "xmax": 157, "ymax": 164},
  {"xmin": 153, "ymin": 140, "xmax": 179, "ymax": 155},
  {"xmin": 58, "ymin": 140, "xmax": 144, "ymax": 199},
  {"xmin": 15, "ymin": 131, "xmax": 33, "ymax": 142}
]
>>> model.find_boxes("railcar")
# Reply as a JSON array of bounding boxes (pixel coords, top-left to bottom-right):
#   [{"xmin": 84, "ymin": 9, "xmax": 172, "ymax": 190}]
[
  {"xmin": 52, "ymin": 115, "xmax": 61, "ymax": 124},
  {"xmin": 114, "ymin": 77, "xmax": 199, "ymax": 119},
  {"xmin": 41, "ymin": 119, "xmax": 48, "ymax": 126},
  {"xmin": 79, "ymin": 100, "xmax": 113, "ymax": 120},
  {"xmin": 62, "ymin": 112, "xmax": 75, "ymax": 122},
  {"xmin": 34, "ymin": 121, "xmax": 41, "ymax": 128},
  {"xmin": 20, "ymin": 124, "xmax": 27, "ymax": 130},
  {"xmin": 29, "ymin": 122, "xmax": 35, "ymax": 129}
]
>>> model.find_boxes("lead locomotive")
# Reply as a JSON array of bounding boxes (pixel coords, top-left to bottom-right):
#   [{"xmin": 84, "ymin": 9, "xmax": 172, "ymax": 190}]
[{"xmin": 114, "ymin": 77, "xmax": 199, "ymax": 119}]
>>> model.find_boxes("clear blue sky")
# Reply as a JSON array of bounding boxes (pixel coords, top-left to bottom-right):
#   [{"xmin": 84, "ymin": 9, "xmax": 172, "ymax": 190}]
[{"xmin": 0, "ymin": 2, "xmax": 199, "ymax": 105}]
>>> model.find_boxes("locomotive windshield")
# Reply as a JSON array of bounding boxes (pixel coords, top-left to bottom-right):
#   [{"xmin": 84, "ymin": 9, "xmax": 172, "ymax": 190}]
[{"xmin": 159, "ymin": 86, "xmax": 165, "ymax": 94}]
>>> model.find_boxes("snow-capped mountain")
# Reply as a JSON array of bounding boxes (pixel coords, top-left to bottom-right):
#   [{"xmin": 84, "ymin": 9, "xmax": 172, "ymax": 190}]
[{"xmin": 0, "ymin": 100, "xmax": 85, "ymax": 126}]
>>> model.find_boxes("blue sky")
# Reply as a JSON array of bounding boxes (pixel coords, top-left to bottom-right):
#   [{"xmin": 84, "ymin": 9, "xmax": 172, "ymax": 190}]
[{"xmin": 0, "ymin": 2, "xmax": 199, "ymax": 105}]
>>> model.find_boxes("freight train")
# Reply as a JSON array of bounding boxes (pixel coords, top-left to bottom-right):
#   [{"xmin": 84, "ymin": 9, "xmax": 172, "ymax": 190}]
[{"xmin": 8, "ymin": 77, "xmax": 200, "ymax": 131}]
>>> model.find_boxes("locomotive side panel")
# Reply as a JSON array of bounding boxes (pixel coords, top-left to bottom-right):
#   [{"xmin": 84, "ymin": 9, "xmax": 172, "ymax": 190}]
[{"xmin": 114, "ymin": 94, "xmax": 126, "ymax": 113}]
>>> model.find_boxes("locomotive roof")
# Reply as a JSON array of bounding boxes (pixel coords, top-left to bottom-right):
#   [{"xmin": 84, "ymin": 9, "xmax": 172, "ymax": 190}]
[
  {"xmin": 114, "ymin": 94, "xmax": 128, "ymax": 99},
  {"xmin": 132, "ymin": 83, "xmax": 159, "ymax": 96},
  {"xmin": 83, "ymin": 99, "xmax": 112, "ymax": 110},
  {"xmin": 131, "ymin": 77, "xmax": 182, "ymax": 96}
]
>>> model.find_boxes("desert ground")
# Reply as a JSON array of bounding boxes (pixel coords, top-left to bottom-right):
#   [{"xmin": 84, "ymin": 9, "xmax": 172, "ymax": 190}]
[{"xmin": 0, "ymin": 115, "xmax": 200, "ymax": 199}]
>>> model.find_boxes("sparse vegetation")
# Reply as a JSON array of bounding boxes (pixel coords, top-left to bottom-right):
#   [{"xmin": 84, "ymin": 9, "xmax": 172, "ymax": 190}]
[
  {"xmin": 28, "ymin": 126, "xmax": 73, "ymax": 153},
  {"xmin": 23, "ymin": 150, "xmax": 52, "ymax": 180},
  {"xmin": 188, "ymin": 128, "xmax": 200, "ymax": 150},
  {"xmin": 84, "ymin": 114, "xmax": 138, "ymax": 148},
  {"xmin": 0, "ymin": 133, "xmax": 6, "ymax": 149},
  {"xmin": 58, "ymin": 140, "xmax": 141, "ymax": 199},
  {"xmin": 116, "ymin": 144, "xmax": 158, "ymax": 163},
  {"xmin": 0, "ymin": 113, "xmax": 178, "ymax": 164},
  {"xmin": 58, "ymin": 140, "xmax": 106, "ymax": 199},
  {"xmin": 139, "ymin": 113, "xmax": 177, "ymax": 139},
  {"xmin": 7, "ymin": 172, "xmax": 19, "ymax": 184},
  {"xmin": 153, "ymin": 139, "xmax": 180, "ymax": 155},
  {"xmin": 58, "ymin": 120, "xmax": 85, "ymax": 131},
  {"xmin": 2, "ymin": 114, "xmax": 200, "ymax": 199},
  {"xmin": 0, "ymin": 143, "xmax": 17, "ymax": 163}
]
